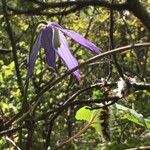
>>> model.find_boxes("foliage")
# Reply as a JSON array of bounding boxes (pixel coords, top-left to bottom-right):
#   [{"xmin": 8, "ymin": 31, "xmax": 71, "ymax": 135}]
[{"xmin": 0, "ymin": 0, "xmax": 150, "ymax": 149}]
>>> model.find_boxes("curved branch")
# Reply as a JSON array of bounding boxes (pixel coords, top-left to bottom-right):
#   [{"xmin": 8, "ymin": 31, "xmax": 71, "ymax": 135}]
[
  {"xmin": 7, "ymin": 1, "xmax": 150, "ymax": 31},
  {"xmin": 30, "ymin": 43, "xmax": 150, "ymax": 107},
  {"xmin": 8, "ymin": 1, "xmax": 127, "ymax": 14},
  {"xmin": 126, "ymin": 0, "xmax": 150, "ymax": 32},
  {"xmin": 2, "ymin": 81, "xmax": 150, "ymax": 137},
  {"xmin": 5, "ymin": 43, "xmax": 150, "ymax": 127}
]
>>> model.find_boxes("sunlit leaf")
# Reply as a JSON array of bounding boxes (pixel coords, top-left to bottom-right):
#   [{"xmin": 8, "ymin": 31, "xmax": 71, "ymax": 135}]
[
  {"xmin": 75, "ymin": 106, "xmax": 102, "ymax": 135},
  {"xmin": 113, "ymin": 103, "xmax": 150, "ymax": 128}
]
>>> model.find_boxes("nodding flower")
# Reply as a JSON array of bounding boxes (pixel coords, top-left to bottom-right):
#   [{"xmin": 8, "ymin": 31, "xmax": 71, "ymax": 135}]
[{"xmin": 26, "ymin": 22, "xmax": 102, "ymax": 81}]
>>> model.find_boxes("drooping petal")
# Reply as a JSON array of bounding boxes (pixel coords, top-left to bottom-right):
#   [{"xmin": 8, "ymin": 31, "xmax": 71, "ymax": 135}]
[
  {"xmin": 51, "ymin": 22, "xmax": 101, "ymax": 55},
  {"xmin": 61, "ymin": 30, "xmax": 101, "ymax": 55},
  {"xmin": 26, "ymin": 31, "xmax": 42, "ymax": 80},
  {"xmin": 57, "ymin": 31, "xmax": 80, "ymax": 80},
  {"xmin": 41, "ymin": 26, "xmax": 56, "ymax": 70}
]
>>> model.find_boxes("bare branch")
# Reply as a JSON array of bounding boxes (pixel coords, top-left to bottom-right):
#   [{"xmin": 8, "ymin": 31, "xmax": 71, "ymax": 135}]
[
  {"xmin": 126, "ymin": 0, "xmax": 150, "ymax": 32},
  {"xmin": 2, "ymin": 0, "xmax": 23, "ymax": 94},
  {"xmin": 4, "ymin": 43, "xmax": 150, "ymax": 128},
  {"xmin": 8, "ymin": 1, "xmax": 127, "ymax": 14},
  {"xmin": 6, "ymin": 0, "xmax": 150, "ymax": 31},
  {"xmin": 126, "ymin": 146, "xmax": 150, "ymax": 150}
]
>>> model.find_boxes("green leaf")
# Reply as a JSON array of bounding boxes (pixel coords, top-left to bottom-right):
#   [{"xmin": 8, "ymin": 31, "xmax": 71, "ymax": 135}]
[
  {"xmin": 113, "ymin": 103, "xmax": 150, "ymax": 128},
  {"xmin": 2, "ymin": 62, "xmax": 14, "ymax": 78},
  {"xmin": 75, "ymin": 106, "xmax": 102, "ymax": 135},
  {"xmin": 92, "ymin": 90, "xmax": 103, "ymax": 99}
]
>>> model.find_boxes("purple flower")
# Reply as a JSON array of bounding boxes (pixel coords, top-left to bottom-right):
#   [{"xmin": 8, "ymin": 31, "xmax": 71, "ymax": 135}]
[{"xmin": 26, "ymin": 22, "xmax": 101, "ymax": 81}]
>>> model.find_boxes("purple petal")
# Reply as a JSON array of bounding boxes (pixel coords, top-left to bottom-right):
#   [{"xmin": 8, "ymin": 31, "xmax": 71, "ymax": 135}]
[
  {"xmin": 26, "ymin": 31, "xmax": 42, "ymax": 80},
  {"xmin": 61, "ymin": 30, "xmax": 101, "ymax": 55},
  {"xmin": 57, "ymin": 31, "xmax": 80, "ymax": 80},
  {"xmin": 50, "ymin": 22, "xmax": 63, "ymax": 29},
  {"xmin": 51, "ymin": 23, "xmax": 101, "ymax": 55},
  {"xmin": 41, "ymin": 26, "xmax": 56, "ymax": 70}
]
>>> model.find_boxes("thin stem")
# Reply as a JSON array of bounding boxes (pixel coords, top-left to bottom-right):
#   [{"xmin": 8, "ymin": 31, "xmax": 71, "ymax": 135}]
[
  {"xmin": 2, "ymin": 0, "xmax": 23, "ymax": 95},
  {"xmin": 56, "ymin": 111, "xmax": 98, "ymax": 149},
  {"xmin": 110, "ymin": 0, "xmax": 125, "ymax": 79},
  {"xmin": 5, "ymin": 43, "xmax": 150, "ymax": 126}
]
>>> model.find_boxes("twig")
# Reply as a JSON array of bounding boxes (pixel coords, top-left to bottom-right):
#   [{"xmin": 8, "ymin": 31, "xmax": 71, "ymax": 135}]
[
  {"xmin": 2, "ymin": 0, "xmax": 23, "ymax": 94},
  {"xmin": 8, "ymin": 1, "xmax": 127, "ymax": 14},
  {"xmin": 5, "ymin": 136, "xmax": 21, "ymax": 150},
  {"xmin": 0, "ymin": 49, "xmax": 11, "ymax": 54},
  {"xmin": 126, "ymin": 146, "xmax": 150, "ymax": 150},
  {"xmin": 7, "ymin": 1, "xmax": 150, "ymax": 31},
  {"xmin": 5, "ymin": 43, "xmax": 150, "ymax": 127},
  {"xmin": 109, "ymin": 0, "xmax": 125, "ymax": 79},
  {"xmin": 56, "ymin": 111, "xmax": 98, "ymax": 149},
  {"xmin": 0, "ymin": 126, "xmax": 25, "ymax": 136},
  {"xmin": 36, "ymin": 82, "xmax": 115, "ymax": 123},
  {"xmin": 1, "ymin": 79, "xmax": 150, "ymax": 137}
]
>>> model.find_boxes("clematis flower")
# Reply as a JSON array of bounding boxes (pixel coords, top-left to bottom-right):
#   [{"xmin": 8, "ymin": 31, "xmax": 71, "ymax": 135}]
[{"xmin": 26, "ymin": 22, "xmax": 101, "ymax": 81}]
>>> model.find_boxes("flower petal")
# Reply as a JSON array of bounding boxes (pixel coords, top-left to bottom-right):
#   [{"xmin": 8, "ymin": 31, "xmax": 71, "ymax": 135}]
[
  {"xmin": 57, "ymin": 31, "xmax": 80, "ymax": 80},
  {"xmin": 26, "ymin": 31, "xmax": 42, "ymax": 80},
  {"xmin": 62, "ymin": 30, "xmax": 101, "ymax": 55},
  {"xmin": 51, "ymin": 22, "xmax": 101, "ymax": 55},
  {"xmin": 41, "ymin": 26, "xmax": 56, "ymax": 70}
]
